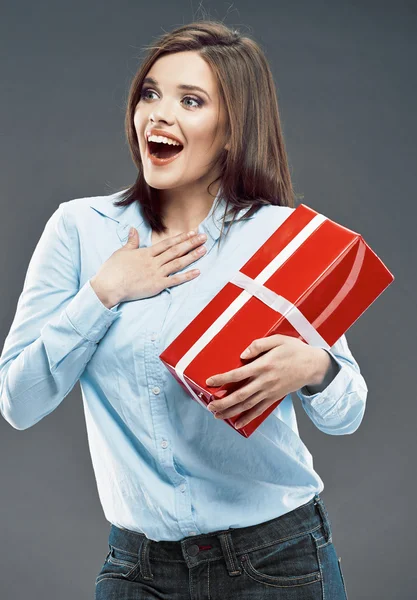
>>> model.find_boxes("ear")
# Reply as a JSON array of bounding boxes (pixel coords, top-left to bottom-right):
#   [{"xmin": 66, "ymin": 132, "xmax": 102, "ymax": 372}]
[{"xmin": 224, "ymin": 141, "xmax": 230, "ymax": 151}]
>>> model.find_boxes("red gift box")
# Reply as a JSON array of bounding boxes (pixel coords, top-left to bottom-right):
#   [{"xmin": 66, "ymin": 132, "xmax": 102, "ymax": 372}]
[{"xmin": 159, "ymin": 203, "xmax": 394, "ymax": 438}]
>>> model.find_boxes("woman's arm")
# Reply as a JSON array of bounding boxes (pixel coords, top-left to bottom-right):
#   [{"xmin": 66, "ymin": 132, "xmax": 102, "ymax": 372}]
[
  {"xmin": 0, "ymin": 203, "xmax": 121, "ymax": 430},
  {"xmin": 295, "ymin": 333, "xmax": 368, "ymax": 435}
]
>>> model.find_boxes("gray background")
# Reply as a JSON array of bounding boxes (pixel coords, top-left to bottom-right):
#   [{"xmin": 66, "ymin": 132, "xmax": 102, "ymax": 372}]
[{"xmin": 0, "ymin": 1, "xmax": 414, "ymax": 598}]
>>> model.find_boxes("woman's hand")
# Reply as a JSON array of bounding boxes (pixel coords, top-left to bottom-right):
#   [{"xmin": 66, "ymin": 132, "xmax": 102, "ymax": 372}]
[
  {"xmin": 90, "ymin": 228, "xmax": 208, "ymax": 307},
  {"xmin": 205, "ymin": 334, "xmax": 331, "ymax": 429}
]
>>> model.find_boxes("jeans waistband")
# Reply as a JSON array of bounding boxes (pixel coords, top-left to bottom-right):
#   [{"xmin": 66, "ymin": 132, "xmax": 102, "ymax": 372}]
[{"xmin": 107, "ymin": 493, "xmax": 331, "ymax": 581}]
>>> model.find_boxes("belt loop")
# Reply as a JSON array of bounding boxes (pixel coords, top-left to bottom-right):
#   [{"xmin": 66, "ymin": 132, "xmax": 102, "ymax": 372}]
[
  {"xmin": 139, "ymin": 537, "xmax": 154, "ymax": 580},
  {"xmin": 217, "ymin": 531, "xmax": 242, "ymax": 576},
  {"xmin": 314, "ymin": 494, "xmax": 332, "ymax": 544}
]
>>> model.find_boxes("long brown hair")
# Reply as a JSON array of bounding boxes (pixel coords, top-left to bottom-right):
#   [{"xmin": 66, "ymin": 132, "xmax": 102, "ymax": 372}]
[{"xmin": 113, "ymin": 19, "xmax": 299, "ymax": 247}]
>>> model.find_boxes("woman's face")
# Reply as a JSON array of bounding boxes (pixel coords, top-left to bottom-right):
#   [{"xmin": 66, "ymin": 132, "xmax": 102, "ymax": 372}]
[{"xmin": 134, "ymin": 51, "xmax": 229, "ymax": 191}]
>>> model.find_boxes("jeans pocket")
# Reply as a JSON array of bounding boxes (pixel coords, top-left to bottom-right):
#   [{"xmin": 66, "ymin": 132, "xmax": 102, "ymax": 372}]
[
  {"xmin": 95, "ymin": 544, "xmax": 141, "ymax": 585},
  {"xmin": 239, "ymin": 527, "xmax": 322, "ymax": 589}
]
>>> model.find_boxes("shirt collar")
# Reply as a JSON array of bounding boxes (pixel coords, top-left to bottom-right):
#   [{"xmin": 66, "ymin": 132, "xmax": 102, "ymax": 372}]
[{"xmin": 89, "ymin": 186, "xmax": 256, "ymax": 246}]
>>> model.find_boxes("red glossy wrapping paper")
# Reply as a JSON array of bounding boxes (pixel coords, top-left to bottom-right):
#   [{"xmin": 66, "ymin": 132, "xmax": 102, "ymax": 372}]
[{"xmin": 159, "ymin": 204, "xmax": 394, "ymax": 438}]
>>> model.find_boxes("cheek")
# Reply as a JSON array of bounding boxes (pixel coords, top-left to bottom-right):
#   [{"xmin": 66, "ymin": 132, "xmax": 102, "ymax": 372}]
[
  {"xmin": 188, "ymin": 111, "xmax": 220, "ymax": 143},
  {"xmin": 187, "ymin": 126, "xmax": 223, "ymax": 156},
  {"xmin": 133, "ymin": 115, "xmax": 141, "ymax": 135},
  {"xmin": 133, "ymin": 107, "xmax": 146, "ymax": 134}
]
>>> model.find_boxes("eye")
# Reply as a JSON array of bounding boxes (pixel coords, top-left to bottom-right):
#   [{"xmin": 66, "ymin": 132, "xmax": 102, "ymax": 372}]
[
  {"xmin": 139, "ymin": 87, "xmax": 204, "ymax": 109},
  {"xmin": 182, "ymin": 96, "xmax": 203, "ymax": 108},
  {"xmin": 140, "ymin": 88, "xmax": 157, "ymax": 101}
]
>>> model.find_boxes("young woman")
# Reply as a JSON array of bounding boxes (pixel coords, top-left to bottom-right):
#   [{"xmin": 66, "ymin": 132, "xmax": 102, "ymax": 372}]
[{"xmin": 0, "ymin": 20, "xmax": 365, "ymax": 599}]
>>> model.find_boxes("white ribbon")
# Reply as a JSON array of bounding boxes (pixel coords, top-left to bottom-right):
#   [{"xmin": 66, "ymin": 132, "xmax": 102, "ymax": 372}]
[
  {"xmin": 229, "ymin": 271, "xmax": 330, "ymax": 349},
  {"xmin": 174, "ymin": 212, "xmax": 364, "ymax": 410}
]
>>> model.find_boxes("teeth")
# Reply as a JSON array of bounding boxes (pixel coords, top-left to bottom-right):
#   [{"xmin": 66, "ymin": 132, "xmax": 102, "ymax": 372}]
[{"xmin": 147, "ymin": 134, "xmax": 182, "ymax": 146}]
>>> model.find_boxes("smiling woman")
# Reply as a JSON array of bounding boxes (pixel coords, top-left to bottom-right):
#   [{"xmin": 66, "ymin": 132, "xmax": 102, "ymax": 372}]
[
  {"xmin": 0, "ymin": 15, "xmax": 355, "ymax": 600},
  {"xmin": 112, "ymin": 20, "xmax": 298, "ymax": 248},
  {"xmin": 91, "ymin": 17, "xmax": 351, "ymax": 600},
  {"xmin": 129, "ymin": 49, "xmax": 236, "ymax": 238}
]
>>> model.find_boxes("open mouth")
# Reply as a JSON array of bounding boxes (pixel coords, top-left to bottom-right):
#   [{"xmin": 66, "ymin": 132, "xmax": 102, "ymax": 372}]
[{"xmin": 147, "ymin": 140, "xmax": 184, "ymax": 159}]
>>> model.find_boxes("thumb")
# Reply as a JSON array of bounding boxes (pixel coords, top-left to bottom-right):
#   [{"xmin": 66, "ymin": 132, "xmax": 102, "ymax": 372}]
[{"xmin": 126, "ymin": 226, "xmax": 139, "ymax": 246}]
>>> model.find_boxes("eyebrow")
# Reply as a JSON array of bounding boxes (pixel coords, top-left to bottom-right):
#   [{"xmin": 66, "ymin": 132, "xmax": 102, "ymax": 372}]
[{"xmin": 142, "ymin": 77, "xmax": 211, "ymax": 100}]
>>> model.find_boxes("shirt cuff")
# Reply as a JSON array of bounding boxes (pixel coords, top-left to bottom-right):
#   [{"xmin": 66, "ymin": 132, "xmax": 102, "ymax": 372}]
[
  {"xmin": 64, "ymin": 279, "xmax": 122, "ymax": 343},
  {"xmin": 297, "ymin": 349, "xmax": 351, "ymax": 417}
]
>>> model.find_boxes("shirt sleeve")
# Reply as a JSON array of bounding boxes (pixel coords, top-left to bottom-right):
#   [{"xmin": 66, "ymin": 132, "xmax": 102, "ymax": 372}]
[
  {"xmin": 294, "ymin": 333, "xmax": 368, "ymax": 435},
  {"xmin": 0, "ymin": 202, "xmax": 122, "ymax": 430}
]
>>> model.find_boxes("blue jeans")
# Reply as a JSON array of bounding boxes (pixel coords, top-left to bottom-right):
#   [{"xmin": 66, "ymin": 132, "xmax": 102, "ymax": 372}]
[{"xmin": 94, "ymin": 493, "xmax": 348, "ymax": 599}]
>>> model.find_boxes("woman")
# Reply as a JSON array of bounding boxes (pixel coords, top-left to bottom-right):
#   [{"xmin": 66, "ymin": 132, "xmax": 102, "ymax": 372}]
[{"xmin": 0, "ymin": 20, "xmax": 365, "ymax": 599}]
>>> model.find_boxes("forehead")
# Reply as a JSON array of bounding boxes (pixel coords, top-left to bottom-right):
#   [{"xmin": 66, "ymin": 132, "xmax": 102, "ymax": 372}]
[{"xmin": 146, "ymin": 51, "xmax": 218, "ymax": 94}]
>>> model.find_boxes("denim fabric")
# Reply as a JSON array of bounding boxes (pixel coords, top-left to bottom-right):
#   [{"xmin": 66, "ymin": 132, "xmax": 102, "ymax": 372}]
[{"xmin": 95, "ymin": 493, "xmax": 348, "ymax": 599}]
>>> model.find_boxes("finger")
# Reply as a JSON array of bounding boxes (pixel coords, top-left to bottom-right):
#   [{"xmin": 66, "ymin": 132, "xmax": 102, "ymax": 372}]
[
  {"xmin": 160, "ymin": 243, "xmax": 205, "ymax": 277},
  {"xmin": 163, "ymin": 268, "xmax": 201, "ymax": 290},
  {"xmin": 234, "ymin": 396, "xmax": 273, "ymax": 429},
  {"xmin": 241, "ymin": 334, "xmax": 287, "ymax": 358},
  {"xmin": 208, "ymin": 378, "xmax": 260, "ymax": 413},
  {"xmin": 206, "ymin": 364, "xmax": 255, "ymax": 387},
  {"xmin": 150, "ymin": 230, "xmax": 195, "ymax": 258},
  {"xmin": 214, "ymin": 389, "xmax": 265, "ymax": 420}
]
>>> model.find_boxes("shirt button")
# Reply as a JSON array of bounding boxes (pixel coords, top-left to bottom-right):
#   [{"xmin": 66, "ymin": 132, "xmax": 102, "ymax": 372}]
[
  {"xmin": 152, "ymin": 386, "xmax": 160, "ymax": 395},
  {"xmin": 151, "ymin": 333, "xmax": 157, "ymax": 341},
  {"xmin": 317, "ymin": 397, "xmax": 324, "ymax": 404},
  {"xmin": 189, "ymin": 531, "xmax": 197, "ymax": 536},
  {"xmin": 161, "ymin": 440, "xmax": 168, "ymax": 449},
  {"xmin": 180, "ymin": 483, "xmax": 186, "ymax": 492}
]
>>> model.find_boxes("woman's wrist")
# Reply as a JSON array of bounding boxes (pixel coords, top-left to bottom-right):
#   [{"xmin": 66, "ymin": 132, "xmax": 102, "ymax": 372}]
[
  {"xmin": 305, "ymin": 348, "xmax": 340, "ymax": 394},
  {"xmin": 90, "ymin": 276, "xmax": 120, "ymax": 309}
]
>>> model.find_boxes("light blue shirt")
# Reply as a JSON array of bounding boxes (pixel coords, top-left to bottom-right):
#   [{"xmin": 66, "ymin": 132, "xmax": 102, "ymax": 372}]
[{"xmin": 0, "ymin": 188, "xmax": 368, "ymax": 541}]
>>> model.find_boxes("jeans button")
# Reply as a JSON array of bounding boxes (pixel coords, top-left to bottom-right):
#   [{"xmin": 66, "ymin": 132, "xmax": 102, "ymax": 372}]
[{"xmin": 187, "ymin": 544, "xmax": 200, "ymax": 557}]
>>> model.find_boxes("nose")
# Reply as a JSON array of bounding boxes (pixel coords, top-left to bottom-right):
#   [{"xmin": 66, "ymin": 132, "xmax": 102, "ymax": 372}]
[{"xmin": 149, "ymin": 103, "xmax": 175, "ymax": 126}]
